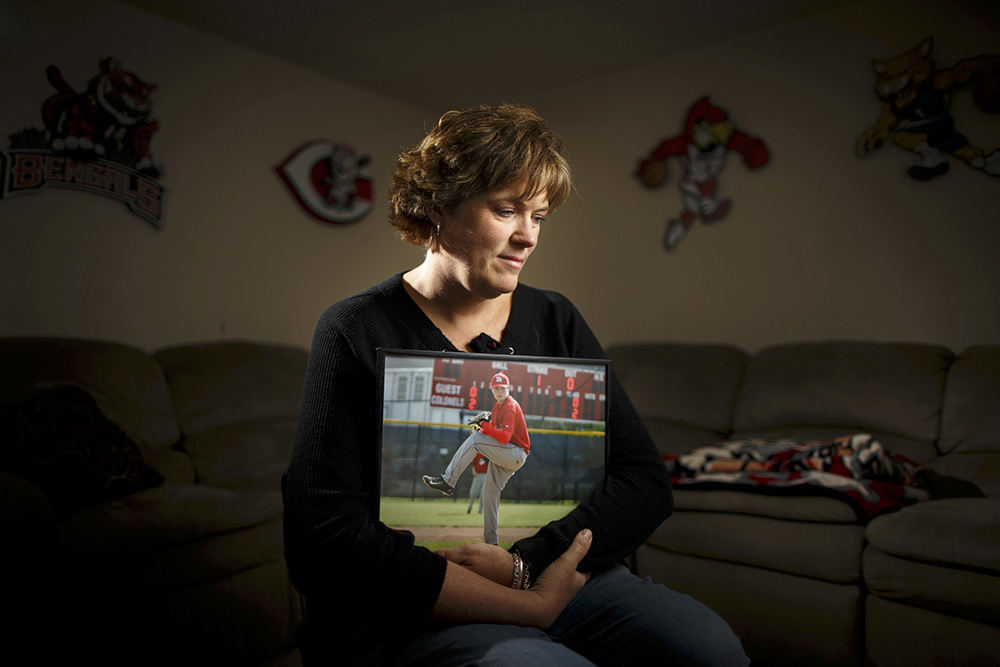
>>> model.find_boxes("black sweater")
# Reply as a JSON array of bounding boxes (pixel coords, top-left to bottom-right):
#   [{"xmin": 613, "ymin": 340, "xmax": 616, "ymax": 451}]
[{"xmin": 282, "ymin": 273, "xmax": 673, "ymax": 653}]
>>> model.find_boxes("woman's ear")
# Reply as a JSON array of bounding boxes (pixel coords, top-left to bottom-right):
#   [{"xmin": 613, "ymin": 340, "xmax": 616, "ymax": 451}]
[{"xmin": 426, "ymin": 208, "xmax": 444, "ymax": 249}]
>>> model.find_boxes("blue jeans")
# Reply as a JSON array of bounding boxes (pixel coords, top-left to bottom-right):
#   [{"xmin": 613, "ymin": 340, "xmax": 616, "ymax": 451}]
[{"xmin": 391, "ymin": 564, "xmax": 749, "ymax": 666}]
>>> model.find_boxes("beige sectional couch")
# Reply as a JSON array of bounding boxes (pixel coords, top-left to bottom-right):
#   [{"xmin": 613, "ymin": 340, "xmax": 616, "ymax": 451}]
[
  {"xmin": 1, "ymin": 337, "xmax": 305, "ymax": 665},
  {"xmin": 607, "ymin": 341, "xmax": 1000, "ymax": 667},
  {"xmin": 5, "ymin": 336, "xmax": 997, "ymax": 666}
]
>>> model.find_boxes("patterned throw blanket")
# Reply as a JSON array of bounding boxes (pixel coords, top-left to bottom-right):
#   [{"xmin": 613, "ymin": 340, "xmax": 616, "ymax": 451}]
[{"xmin": 664, "ymin": 433, "xmax": 929, "ymax": 520}]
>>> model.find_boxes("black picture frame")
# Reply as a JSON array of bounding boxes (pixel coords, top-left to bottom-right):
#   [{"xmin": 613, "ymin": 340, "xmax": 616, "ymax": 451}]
[{"xmin": 375, "ymin": 348, "xmax": 610, "ymax": 548}]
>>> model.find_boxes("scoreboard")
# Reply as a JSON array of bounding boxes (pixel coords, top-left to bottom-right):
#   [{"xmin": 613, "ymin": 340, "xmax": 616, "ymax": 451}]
[{"xmin": 430, "ymin": 357, "xmax": 607, "ymax": 422}]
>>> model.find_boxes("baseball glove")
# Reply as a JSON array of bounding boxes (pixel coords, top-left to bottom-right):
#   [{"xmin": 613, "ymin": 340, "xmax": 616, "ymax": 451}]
[{"xmin": 466, "ymin": 411, "xmax": 491, "ymax": 426}]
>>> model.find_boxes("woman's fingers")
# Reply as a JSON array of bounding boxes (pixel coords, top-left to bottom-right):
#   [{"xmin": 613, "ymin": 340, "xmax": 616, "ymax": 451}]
[{"xmin": 562, "ymin": 529, "xmax": 592, "ymax": 567}]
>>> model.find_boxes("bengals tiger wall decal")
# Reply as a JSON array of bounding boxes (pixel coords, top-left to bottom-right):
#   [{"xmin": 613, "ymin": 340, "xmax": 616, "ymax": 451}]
[{"xmin": 0, "ymin": 57, "xmax": 167, "ymax": 228}]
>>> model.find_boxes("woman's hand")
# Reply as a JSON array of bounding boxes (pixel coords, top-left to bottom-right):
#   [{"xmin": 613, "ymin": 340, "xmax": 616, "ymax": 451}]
[
  {"xmin": 437, "ymin": 542, "xmax": 514, "ymax": 587},
  {"xmin": 432, "ymin": 529, "xmax": 593, "ymax": 629},
  {"xmin": 525, "ymin": 529, "xmax": 593, "ymax": 628}
]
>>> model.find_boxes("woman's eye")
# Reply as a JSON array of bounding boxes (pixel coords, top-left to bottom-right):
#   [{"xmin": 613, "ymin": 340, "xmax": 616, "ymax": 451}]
[
  {"xmin": 497, "ymin": 209, "xmax": 515, "ymax": 217},
  {"xmin": 533, "ymin": 216, "xmax": 545, "ymax": 224}
]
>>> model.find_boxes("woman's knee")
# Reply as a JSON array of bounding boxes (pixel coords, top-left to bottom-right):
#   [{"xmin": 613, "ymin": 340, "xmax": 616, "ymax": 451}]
[
  {"xmin": 643, "ymin": 586, "xmax": 748, "ymax": 666},
  {"xmin": 552, "ymin": 566, "xmax": 748, "ymax": 665},
  {"xmin": 393, "ymin": 624, "xmax": 595, "ymax": 666}
]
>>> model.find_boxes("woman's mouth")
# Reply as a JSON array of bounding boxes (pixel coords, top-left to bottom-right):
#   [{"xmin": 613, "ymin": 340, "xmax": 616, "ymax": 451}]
[{"xmin": 499, "ymin": 255, "xmax": 525, "ymax": 269}]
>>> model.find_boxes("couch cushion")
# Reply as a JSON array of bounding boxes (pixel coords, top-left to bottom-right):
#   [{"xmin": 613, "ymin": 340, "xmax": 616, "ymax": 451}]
[
  {"xmin": 863, "ymin": 547, "xmax": 1000, "ymax": 625},
  {"xmin": 59, "ymin": 484, "xmax": 282, "ymax": 557},
  {"xmin": 1, "ymin": 471, "xmax": 53, "ymax": 523},
  {"xmin": 926, "ymin": 453, "xmax": 999, "ymax": 498},
  {"xmin": 155, "ymin": 341, "xmax": 307, "ymax": 435},
  {"xmin": 673, "ymin": 488, "xmax": 860, "ymax": 523},
  {"xmin": 0, "ymin": 337, "xmax": 181, "ymax": 448},
  {"xmin": 637, "ymin": 419, "xmax": 732, "ymax": 459},
  {"xmin": 865, "ymin": 498, "xmax": 1000, "ymax": 572},
  {"xmin": 636, "ymin": 546, "xmax": 863, "ymax": 667},
  {"xmin": 606, "ymin": 343, "xmax": 747, "ymax": 456},
  {"xmin": 866, "ymin": 596, "xmax": 1000, "ymax": 667},
  {"xmin": 145, "ymin": 557, "xmax": 298, "ymax": 661},
  {"xmin": 56, "ymin": 488, "xmax": 292, "ymax": 661},
  {"xmin": 732, "ymin": 342, "xmax": 952, "ymax": 444},
  {"xmin": 123, "ymin": 518, "xmax": 285, "ymax": 591},
  {"xmin": 1, "ymin": 385, "xmax": 164, "ymax": 515},
  {"xmin": 940, "ymin": 346, "xmax": 1000, "ymax": 455},
  {"xmin": 180, "ymin": 419, "xmax": 297, "ymax": 490},
  {"xmin": 135, "ymin": 441, "xmax": 196, "ymax": 485},
  {"xmin": 648, "ymin": 510, "xmax": 866, "ymax": 583}
]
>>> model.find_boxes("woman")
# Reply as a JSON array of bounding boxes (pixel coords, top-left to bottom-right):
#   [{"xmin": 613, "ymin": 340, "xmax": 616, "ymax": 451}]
[{"xmin": 282, "ymin": 103, "xmax": 747, "ymax": 665}]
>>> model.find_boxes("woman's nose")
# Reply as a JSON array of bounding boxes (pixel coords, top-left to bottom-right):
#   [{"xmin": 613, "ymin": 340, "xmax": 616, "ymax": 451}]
[{"xmin": 512, "ymin": 214, "xmax": 538, "ymax": 247}]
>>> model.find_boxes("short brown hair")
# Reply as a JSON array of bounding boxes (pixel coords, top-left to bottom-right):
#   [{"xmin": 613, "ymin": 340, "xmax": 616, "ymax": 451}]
[{"xmin": 389, "ymin": 103, "xmax": 572, "ymax": 246}]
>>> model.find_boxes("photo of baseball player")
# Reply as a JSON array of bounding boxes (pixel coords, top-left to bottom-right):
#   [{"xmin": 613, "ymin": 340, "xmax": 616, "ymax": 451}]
[{"xmin": 422, "ymin": 371, "xmax": 530, "ymax": 545}]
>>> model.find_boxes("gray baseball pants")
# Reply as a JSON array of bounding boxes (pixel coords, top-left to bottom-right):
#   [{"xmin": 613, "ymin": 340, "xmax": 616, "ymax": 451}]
[{"xmin": 442, "ymin": 431, "xmax": 527, "ymax": 545}]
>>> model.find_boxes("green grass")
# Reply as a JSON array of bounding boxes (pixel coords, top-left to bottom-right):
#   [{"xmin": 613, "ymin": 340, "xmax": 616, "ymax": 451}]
[
  {"xmin": 379, "ymin": 496, "xmax": 575, "ymax": 528},
  {"xmin": 422, "ymin": 540, "xmax": 511, "ymax": 551}
]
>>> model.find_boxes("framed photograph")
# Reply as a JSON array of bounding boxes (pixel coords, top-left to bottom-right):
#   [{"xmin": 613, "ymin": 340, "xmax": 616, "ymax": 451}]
[{"xmin": 375, "ymin": 348, "xmax": 610, "ymax": 550}]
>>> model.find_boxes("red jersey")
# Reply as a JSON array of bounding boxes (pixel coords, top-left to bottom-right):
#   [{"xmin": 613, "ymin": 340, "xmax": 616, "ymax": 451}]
[
  {"xmin": 472, "ymin": 454, "xmax": 489, "ymax": 474},
  {"xmin": 479, "ymin": 395, "xmax": 530, "ymax": 453}
]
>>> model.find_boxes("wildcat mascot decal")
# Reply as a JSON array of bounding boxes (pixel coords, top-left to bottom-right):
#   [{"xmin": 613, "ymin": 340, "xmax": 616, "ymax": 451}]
[
  {"xmin": 1, "ymin": 57, "xmax": 165, "ymax": 227},
  {"xmin": 856, "ymin": 37, "xmax": 1000, "ymax": 180},
  {"xmin": 636, "ymin": 97, "xmax": 770, "ymax": 251}
]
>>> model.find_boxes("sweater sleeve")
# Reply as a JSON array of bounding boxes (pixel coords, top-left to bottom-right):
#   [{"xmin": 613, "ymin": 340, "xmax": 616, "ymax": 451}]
[
  {"xmin": 511, "ymin": 294, "xmax": 674, "ymax": 575},
  {"xmin": 282, "ymin": 306, "xmax": 446, "ymax": 629}
]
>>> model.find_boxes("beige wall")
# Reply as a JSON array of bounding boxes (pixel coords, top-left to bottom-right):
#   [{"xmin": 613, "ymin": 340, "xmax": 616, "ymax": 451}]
[
  {"xmin": 0, "ymin": 0, "xmax": 431, "ymax": 350},
  {"xmin": 2, "ymin": 0, "xmax": 998, "ymax": 354},
  {"xmin": 527, "ymin": 0, "xmax": 1000, "ymax": 352}
]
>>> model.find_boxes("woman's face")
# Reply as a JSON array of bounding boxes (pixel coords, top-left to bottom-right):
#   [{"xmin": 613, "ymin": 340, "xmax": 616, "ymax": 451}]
[{"xmin": 431, "ymin": 182, "xmax": 548, "ymax": 299}]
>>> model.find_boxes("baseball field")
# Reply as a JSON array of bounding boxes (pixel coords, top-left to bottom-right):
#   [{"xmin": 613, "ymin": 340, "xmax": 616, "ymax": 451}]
[{"xmin": 380, "ymin": 496, "xmax": 577, "ymax": 550}]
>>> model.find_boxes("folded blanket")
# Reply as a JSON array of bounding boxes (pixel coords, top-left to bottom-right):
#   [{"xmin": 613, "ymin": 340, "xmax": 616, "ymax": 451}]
[{"xmin": 665, "ymin": 433, "xmax": 929, "ymax": 520}]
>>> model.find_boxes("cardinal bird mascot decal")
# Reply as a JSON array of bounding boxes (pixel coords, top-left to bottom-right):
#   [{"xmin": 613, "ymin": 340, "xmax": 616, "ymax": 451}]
[{"xmin": 636, "ymin": 97, "xmax": 770, "ymax": 251}]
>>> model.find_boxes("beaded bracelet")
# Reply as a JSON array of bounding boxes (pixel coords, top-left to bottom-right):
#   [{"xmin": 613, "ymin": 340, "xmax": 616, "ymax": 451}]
[
  {"xmin": 512, "ymin": 551, "xmax": 524, "ymax": 589},
  {"xmin": 511, "ymin": 551, "xmax": 532, "ymax": 590}
]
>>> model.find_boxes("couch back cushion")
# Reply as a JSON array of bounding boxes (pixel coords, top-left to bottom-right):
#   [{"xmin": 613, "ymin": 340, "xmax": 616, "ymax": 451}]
[
  {"xmin": 934, "ymin": 346, "xmax": 1000, "ymax": 496},
  {"xmin": 732, "ymin": 342, "xmax": 952, "ymax": 463},
  {"xmin": 155, "ymin": 342, "xmax": 307, "ymax": 434},
  {"xmin": 155, "ymin": 342, "xmax": 307, "ymax": 489},
  {"xmin": 606, "ymin": 343, "xmax": 748, "ymax": 456},
  {"xmin": 0, "ymin": 337, "xmax": 181, "ymax": 449}
]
